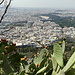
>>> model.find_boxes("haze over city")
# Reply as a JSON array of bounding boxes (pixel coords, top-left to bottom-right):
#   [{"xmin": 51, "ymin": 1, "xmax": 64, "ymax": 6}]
[{"xmin": 12, "ymin": 0, "xmax": 75, "ymax": 9}]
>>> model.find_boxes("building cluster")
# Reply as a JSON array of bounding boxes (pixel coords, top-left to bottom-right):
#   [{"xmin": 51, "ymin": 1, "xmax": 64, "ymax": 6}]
[
  {"xmin": 0, "ymin": 20, "xmax": 75, "ymax": 47},
  {"xmin": 0, "ymin": 8, "xmax": 75, "ymax": 47}
]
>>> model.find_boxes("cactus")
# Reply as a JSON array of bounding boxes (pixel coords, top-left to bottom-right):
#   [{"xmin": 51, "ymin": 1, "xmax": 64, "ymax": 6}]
[
  {"xmin": 0, "ymin": 39, "xmax": 25, "ymax": 75},
  {"xmin": 2, "ymin": 57, "xmax": 13, "ymax": 75},
  {"xmin": 36, "ymin": 66, "xmax": 47, "ymax": 75},
  {"xmin": 62, "ymin": 52, "xmax": 75, "ymax": 72},
  {"xmin": 53, "ymin": 43, "xmax": 63, "ymax": 67},
  {"xmin": 0, "ymin": 39, "xmax": 75, "ymax": 75},
  {"xmin": 33, "ymin": 48, "xmax": 49, "ymax": 67},
  {"xmin": 62, "ymin": 41, "xmax": 65, "ymax": 53}
]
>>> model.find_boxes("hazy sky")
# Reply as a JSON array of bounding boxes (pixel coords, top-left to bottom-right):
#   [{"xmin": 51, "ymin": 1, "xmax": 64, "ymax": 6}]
[{"xmin": 12, "ymin": 0, "xmax": 75, "ymax": 9}]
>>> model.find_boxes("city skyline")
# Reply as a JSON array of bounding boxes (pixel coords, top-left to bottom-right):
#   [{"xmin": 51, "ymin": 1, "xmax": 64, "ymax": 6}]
[{"xmin": 12, "ymin": 0, "xmax": 75, "ymax": 9}]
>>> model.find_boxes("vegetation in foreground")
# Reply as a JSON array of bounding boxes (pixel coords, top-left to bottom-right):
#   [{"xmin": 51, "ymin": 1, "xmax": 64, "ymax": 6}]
[{"xmin": 0, "ymin": 39, "xmax": 75, "ymax": 75}]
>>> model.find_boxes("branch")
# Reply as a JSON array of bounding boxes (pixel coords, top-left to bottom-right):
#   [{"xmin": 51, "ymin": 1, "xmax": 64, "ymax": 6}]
[
  {"xmin": 0, "ymin": 0, "xmax": 12, "ymax": 23},
  {"xmin": 0, "ymin": 0, "xmax": 4, "ymax": 5},
  {"xmin": 0, "ymin": 26, "xmax": 15, "ymax": 35}
]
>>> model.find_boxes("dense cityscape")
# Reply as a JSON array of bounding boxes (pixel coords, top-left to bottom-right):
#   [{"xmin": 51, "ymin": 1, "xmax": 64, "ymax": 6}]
[
  {"xmin": 1, "ymin": 0, "xmax": 75, "ymax": 74},
  {"xmin": 0, "ymin": 8, "xmax": 75, "ymax": 47}
]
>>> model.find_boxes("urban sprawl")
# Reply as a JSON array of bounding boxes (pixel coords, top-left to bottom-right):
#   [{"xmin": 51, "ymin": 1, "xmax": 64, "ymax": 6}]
[{"xmin": 0, "ymin": 8, "xmax": 75, "ymax": 47}]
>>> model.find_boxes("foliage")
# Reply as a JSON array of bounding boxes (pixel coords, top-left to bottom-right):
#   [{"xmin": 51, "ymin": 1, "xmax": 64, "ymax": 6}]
[
  {"xmin": 40, "ymin": 13, "xmax": 75, "ymax": 27},
  {"xmin": 0, "ymin": 39, "xmax": 24, "ymax": 75},
  {"xmin": 0, "ymin": 39, "xmax": 75, "ymax": 75}
]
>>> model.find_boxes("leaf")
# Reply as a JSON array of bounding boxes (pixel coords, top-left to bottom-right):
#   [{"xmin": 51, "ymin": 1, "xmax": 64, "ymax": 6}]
[
  {"xmin": 9, "ymin": 54, "xmax": 24, "ymax": 71},
  {"xmin": 53, "ymin": 43, "xmax": 63, "ymax": 67},
  {"xmin": 1, "ymin": 45, "xmax": 5, "ymax": 52},
  {"xmin": 34, "ymin": 48, "xmax": 49, "ymax": 65},
  {"xmin": 20, "ymin": 63, "xmax": 24, "ymax": 72},
  {"xmin": 65, "ymin": 68, "xmax": 75, "ymax": 75},
  {"xmin": 2, "ymin": 58, "xmax": 13, "ymax": 75},
  {"xmin": 21, "ymin": 60, "xmax": 28, "ymax": 65},
  {"xmin": 0, "ymin": 53, "xmax": 3, "ymax": 60},
  {"xmin": 9, "ymin": 53, "xmax": 24, "ymax": 63},
  {"xmin": 51, "ymin": 55, "xmax": 57, "ymax": 70},
  {"xmin": 33, "ymin": 55, "xmax": 43, "ymax": 65},
  {"xmin": 62, "ymin": 41, "xmax": 65, "ymax": 53},
  {"xmin": 52, "ymin": 70, "xmax": 57, "ymax": 75},
  {"xmin": 19, "ymin": 71, "xmax": 25, "ymax": 75},
  {"xmin": 36, "ymin": 66, "xmax": 47, "ymax": 75},
  {"xmin": 62, "ymin": 52, "xmax": 75, "ymax": 72},
  {"xmin": 29, "ymin": 63, "xmax": 36, "ymax": 70},
  {"xmin": 40, "ymin": 49, "xmax": 49, "ymax": 56},
  {"xmin": 25, "ymin": 65, "xmax": 30, "ymax": 72},
  {"xmin": 9, "ymin": 73, "xmax": 18, "ymax": 75},
  {"xmin": 40, "ymin": 57, "xmax": 47, "ymax": 68},
  {"xmin": 72, "ymin": 64, "xmax": 75, "ymax": 69},
  {"xmin": 44, "ymin": 62, "xmax": 53, "ymax": 75},
  {"xmin": 1, "ymin": 41, "xmax": 8, "ymax": 46},
  {"xmin": 26, "ymin": 72, "xmax": 33, "ymax": 75},
  {"xmin": 7, "ymin": 46, "xmax": 15, "ymax": 53},
  {"xmin": 56, "ymin": 65, "xmax": 60, "ymax": 73},
  {"xmin": 58, "ymin": 70, "xmax": 65, "ymax": 75}
]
